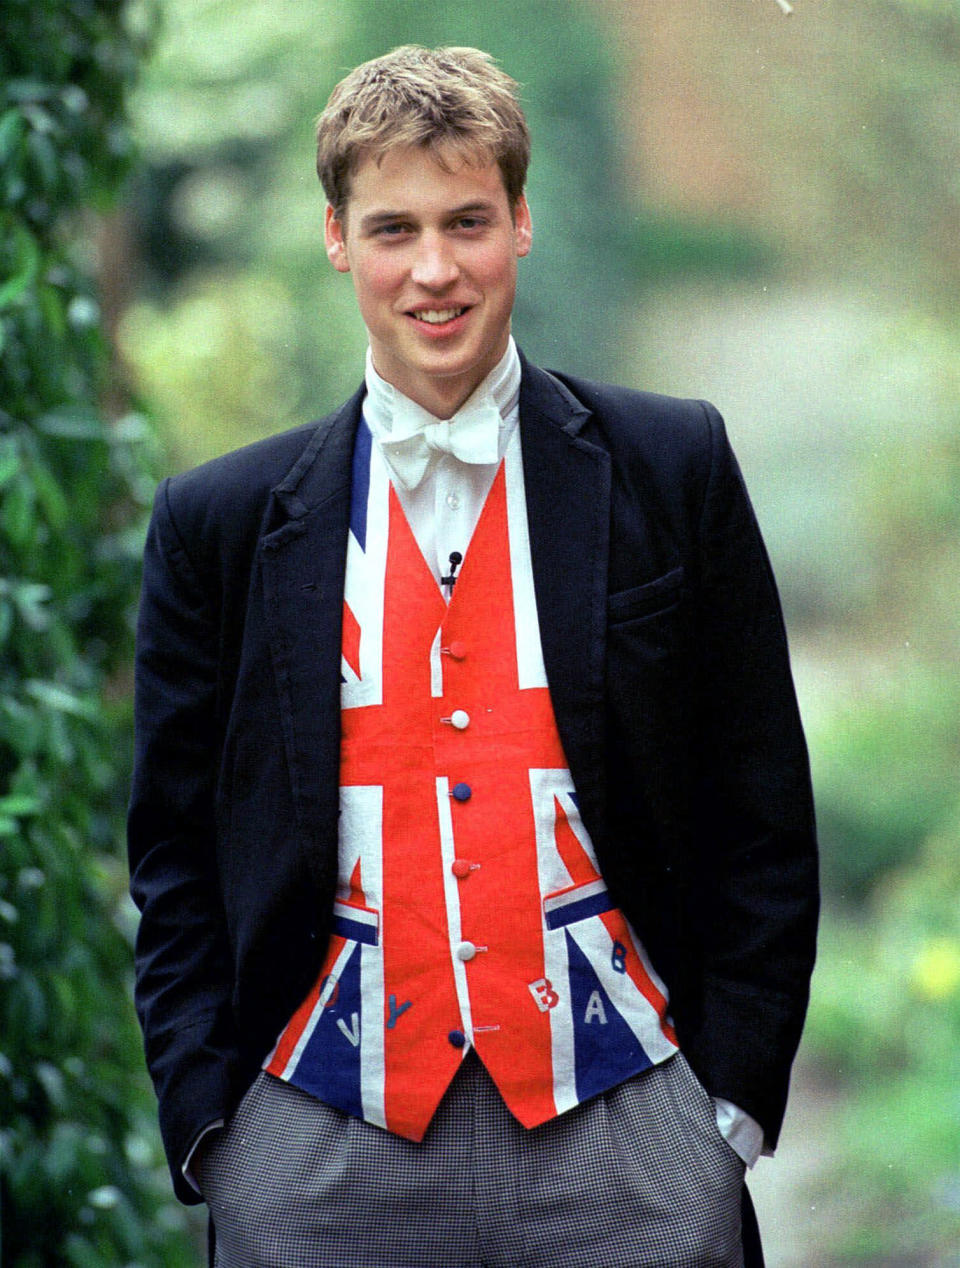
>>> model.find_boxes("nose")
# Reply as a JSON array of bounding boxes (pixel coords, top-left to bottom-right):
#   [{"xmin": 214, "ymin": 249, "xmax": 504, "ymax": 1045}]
[{"xmin": 410, "ymin": 232, "xmax": 459, "ymax": 289}]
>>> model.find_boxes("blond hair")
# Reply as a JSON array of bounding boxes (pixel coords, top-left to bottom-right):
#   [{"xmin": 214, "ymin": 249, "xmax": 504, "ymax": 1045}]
[{"xmin": 316, "ymin": 45, "xmax": 530, "ymax": 220}]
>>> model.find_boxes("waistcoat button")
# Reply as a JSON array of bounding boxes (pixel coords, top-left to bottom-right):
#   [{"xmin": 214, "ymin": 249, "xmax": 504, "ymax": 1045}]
[
  {"xmin": 447, "ymin": 640, "xmax": 466, "ymax": 660},
  {"xmin": 451, "ymin": 859, "xmax": 473, "ymax": 879},
  {"xmin": 451, "ymin": 782, "xmax": 472, "ymax": 802},
  {"xmin": 450, "ymin": 709, "xmax": 470, "ymax": 730},
  {"xmin": 455, "ymin": 940, "xmax": 477, "ymax": 961},
  {"xmin": 448, "ymin": 1029, "xmax": 466, "ymax": 1048}
]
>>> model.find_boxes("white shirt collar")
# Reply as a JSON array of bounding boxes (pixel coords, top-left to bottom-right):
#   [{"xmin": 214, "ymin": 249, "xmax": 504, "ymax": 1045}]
[{"xmin": 362, "ymin": 337, "xmax": 521, "ymax": 446}]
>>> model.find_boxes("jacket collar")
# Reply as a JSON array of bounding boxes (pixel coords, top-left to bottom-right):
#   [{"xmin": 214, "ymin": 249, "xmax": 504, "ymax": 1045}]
[
  {"xmin": 517, "ymin": 349, "xmax": 593, "ymax": 436},
  {"xmin": 270, "ymin": 385, "xmax": 365, "ymax": 523}
]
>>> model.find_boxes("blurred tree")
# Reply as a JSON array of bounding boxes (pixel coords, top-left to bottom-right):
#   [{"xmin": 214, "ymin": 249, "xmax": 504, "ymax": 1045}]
[{"xmin": 0, "ymin": 1, "xmax": 196, "ymax": 1263}]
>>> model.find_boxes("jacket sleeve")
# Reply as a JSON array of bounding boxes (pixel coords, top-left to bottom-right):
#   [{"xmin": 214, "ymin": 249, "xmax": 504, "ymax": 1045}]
[
  {"xmin": 682, "ymin": 403, "xmax": 819, "ymax": 1148},
  {"xmin": 127, "ymin": 478, "xmax": 240, "ymax": 1204}
]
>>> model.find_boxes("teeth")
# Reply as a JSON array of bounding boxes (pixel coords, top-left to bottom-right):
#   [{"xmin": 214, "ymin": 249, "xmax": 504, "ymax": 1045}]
[{"xmin": 413, "ymin": 308, "xmax": 464, "ymax": 324}]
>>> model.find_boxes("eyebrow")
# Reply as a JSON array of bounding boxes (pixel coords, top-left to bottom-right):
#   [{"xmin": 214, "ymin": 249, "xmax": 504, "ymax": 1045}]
[{"xmin": 358, "ymin": 200, "xmax": 500, "ymax": 233}]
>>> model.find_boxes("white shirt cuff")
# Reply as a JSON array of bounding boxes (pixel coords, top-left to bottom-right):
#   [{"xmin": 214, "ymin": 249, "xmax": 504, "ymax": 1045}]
[
  {"xmin": 181, "ymin": 1118, "xmax": 225, "ymax": 1195},
  {"xmin": 713, "ymin": 1098, "xmax": 767, "ymax": 1168}
]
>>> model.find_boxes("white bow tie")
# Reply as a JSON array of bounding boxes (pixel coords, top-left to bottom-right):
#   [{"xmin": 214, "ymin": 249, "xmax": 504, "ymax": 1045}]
[{"xmin": 378, "ymin": 396, "xmax": 502, "ymax": 489}]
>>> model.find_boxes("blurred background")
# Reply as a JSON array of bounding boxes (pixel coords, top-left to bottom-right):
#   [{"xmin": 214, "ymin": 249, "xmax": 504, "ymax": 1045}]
[{"xmin": 2, "ymin": 0, "xmax": 958, "ymax": 1263}]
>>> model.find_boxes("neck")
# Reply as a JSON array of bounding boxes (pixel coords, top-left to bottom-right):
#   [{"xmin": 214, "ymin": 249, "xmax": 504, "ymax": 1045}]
[
  {"xmin": 369, "ymin": 367, "xmax": 482, "ymax": 420},
  {"xmin": 364, "ymin": 337, "xmax": 520, "ymax": 431},
  {"xmin": 369, "ymin": 336, "xmax": 513, "ymax": 420}
]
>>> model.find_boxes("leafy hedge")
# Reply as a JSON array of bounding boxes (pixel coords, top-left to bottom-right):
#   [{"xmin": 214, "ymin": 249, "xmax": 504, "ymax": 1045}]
[{"xmin": 0, "ymin": 3, "xmax": 195, "ymax": 1263}]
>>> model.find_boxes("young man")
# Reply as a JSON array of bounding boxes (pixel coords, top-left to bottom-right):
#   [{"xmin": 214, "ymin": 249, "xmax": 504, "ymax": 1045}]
[{"xmin": 129, "ymin": 45, "xmax": 818, "ymax": 1267}]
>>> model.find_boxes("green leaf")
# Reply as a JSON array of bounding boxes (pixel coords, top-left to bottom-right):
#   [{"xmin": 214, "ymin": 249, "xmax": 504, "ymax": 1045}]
[
  {"xmin": 24, "ymin": 680, "xmax": 97, "ymax": 719},
  {"xmin": 0, "ymin": 474, "xmax": 36, "ymax": 546},
  {"xmin": 36, "ymin": 281, "xmax": 66, "ymax": 340},
  {"xmin": 26, "ymin": 131, "xmax": 58, "ymax": 193},
  {"xmin": 4, "ymin": 80, "xmax": 52, "ymax": 105},
  {"xmin": 7, "ymin": 761, "xmax": 42, "ymax": 800},
  {"xmin": 0, "ymin": 436, "xmax": 20, "ymax": 488},
  {"xmin": 0, "ymin": 599, "xmax": 12, "ymax": 648},
  {"xmin": 34, "ymin": 1061, "xmax": 66, "ymax": 1110},
  {"xmin": 12, "ymin": 582, "xmax": 52, "ymax": 632},
  {"xmin": 0, "ymin": 222, "xmax": 41, "ymax": 309},
  {"xmin": 0, "ymin": 793, "xmax": 41, "ymax": 817},
  {"xmin": 27, "ymin": 456, "xmax": 69, "ymax": 530},
  {"xmin": 35, "ymin": 407, "xmax": 107, "ymax": 441},
  {"xmin": 0, "ymin": 109, "xmax": 25, "ymax": 166},
  {"xmin": 0, "ymin": 698, "xmax": 44, "ymax": 756},
  {"xmin": 21, "ymin": 104, "xmax": 58, "ymax": 137},
  {"xmin": 0, "ymin": 943, "xmax": 19, "ymax": 981}
]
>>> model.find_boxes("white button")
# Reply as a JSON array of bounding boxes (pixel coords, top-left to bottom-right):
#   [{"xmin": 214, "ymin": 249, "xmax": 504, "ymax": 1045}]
[
  {"xmin": 450, "ymin": 709, "xmax": 470, "ymax": 730},
  {"xmin": 456, "ymin": 941, "xmax": 477, "ymax": 961},
  {"xmin": 446, "ymin": 492, "xmax": 461, "ymax": 510}
]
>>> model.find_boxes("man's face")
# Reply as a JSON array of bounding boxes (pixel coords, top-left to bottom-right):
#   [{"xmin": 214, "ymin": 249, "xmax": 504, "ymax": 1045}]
[{"xmin": 325, "ymin": 144, "xmax": 532, "ymax": 418}]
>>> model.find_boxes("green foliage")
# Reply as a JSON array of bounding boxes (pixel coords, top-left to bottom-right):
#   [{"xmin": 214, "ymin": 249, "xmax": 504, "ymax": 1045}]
[
  {"xmin": 0, "ymin": 2, "xmax": 196, "ymax": 1262},
  {"xmin": 812, "ymin": 665, "xmax": 960, "ymax": 899},
  {"xmin": 804, "ymin": 809, "xmax": 960, "ymax": 1260},
  {"xmin": 797, "ymin": 317, "xmax": 960, "ymax": 1258},
  {"xmin": 810, "ymin": 355, "xmax": 960, "ymax": 900}
]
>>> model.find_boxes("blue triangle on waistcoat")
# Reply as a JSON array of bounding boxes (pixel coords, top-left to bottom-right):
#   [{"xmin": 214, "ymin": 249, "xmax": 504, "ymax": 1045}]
[
  {"xmin": 283, "ymin": 940, "xmax": 364, "ymax": 1120},
  {"xmin": 565, "ymin": 930, "xmax": 652, "ymax": 1103}
]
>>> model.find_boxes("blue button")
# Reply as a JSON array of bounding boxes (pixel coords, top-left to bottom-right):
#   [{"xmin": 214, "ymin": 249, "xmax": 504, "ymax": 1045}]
[
  {"xmin": 452, "ymin": 783, "xmax": 472, "ymax": 802},
  {"xmin": 448, "ymin": 1029, "xmax": 466, "ymax": 1048}
]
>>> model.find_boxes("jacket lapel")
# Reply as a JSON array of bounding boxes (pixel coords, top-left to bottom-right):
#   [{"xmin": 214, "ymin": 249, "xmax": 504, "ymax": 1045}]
[
  {"xmin": 518, "ymin": 355, "xmax": 612, "ymax": 848},
  {"xmin": 259, "ymin": 387, "xmax": 363, "ymax": 889}
]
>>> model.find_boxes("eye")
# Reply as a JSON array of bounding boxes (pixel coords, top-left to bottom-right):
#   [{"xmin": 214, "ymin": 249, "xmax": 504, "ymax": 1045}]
[
  {"xmin": 374, "ymin": 222, "xmax": 410, "ymax": 238},
  {"xmin": 455, "ymin": 216, "xmax": 486, "ymax": 231}
]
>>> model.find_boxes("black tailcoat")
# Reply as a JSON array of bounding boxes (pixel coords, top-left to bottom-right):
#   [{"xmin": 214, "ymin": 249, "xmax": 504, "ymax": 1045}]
[{"xmin": 128, "ymin": 355, "xmax": 818, "ymax": 1207}]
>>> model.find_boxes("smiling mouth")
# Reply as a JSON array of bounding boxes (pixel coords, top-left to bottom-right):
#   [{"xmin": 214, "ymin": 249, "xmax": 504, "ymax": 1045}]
[{"xmin": 408, "ymin": 307, "xmax": 468, "ymax": 324}]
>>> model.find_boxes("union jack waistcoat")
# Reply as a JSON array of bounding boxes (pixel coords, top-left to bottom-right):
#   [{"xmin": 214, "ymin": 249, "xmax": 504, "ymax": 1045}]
[{"xmin": 265, "ymin": 420, "xmax": 678, "ymax": 1139}]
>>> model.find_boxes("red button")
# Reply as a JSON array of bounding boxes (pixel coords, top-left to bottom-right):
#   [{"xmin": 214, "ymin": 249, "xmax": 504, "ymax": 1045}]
[
  {"xmin": 447, "ymin": 640, "xmax": 466, "ymax": 660},
  {"xmin": 451, "ymin": 859, "xmax": 473, "ymax": 879}
]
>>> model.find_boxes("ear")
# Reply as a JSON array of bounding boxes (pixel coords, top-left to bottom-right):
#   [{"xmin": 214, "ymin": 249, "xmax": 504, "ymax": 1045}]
[
  {"xmin": 514, "ymin": 194, "xmax": 532, "ymax": 258},
  {"xmin": 324, "ymin": 204, "xmax": 351, "ymax": 273}
]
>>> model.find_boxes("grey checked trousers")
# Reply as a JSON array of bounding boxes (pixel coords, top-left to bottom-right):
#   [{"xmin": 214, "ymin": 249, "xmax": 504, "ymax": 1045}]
[{"xmin": 200, "ymin": 1050, "xmax": 746, "ymax": 1267}]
